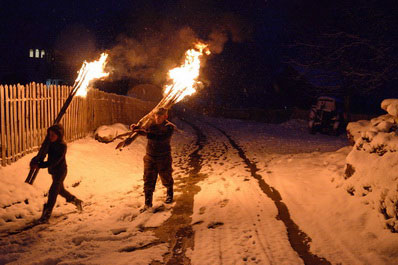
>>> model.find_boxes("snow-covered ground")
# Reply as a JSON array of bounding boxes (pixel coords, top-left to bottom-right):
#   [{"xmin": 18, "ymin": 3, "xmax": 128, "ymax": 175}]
[
  {"xmin": 209, "ymin": 117, "xmax": 398, "ymax": 265},
  {"xmin": 0, "ymin": 123, "xmax": 195, "ymax": 265},
  {"xmin": 1, "ymin": 116, "xmax": 398, "ymax": 265}
]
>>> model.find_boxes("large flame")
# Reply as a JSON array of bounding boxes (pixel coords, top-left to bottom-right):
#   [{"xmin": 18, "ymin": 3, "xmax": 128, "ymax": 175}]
[
  {"xmin": 163, "ymin": 42, "xmax": 210, "ymax": 103},
  {"xmin": 75, "ymin": 53, "xmax": 109, "ymax": 97}
]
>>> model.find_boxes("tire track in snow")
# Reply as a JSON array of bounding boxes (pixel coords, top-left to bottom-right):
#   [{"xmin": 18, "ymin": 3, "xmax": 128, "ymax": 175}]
[
  {"xmin": 153, "ymin": 118, "xmax": 207, "ymax": 265},
  {"xmin": 194, "ymin": 122, "xmax": 304, "ymax": 265},
  {"xmin": 211, "ymin": 124, "xmax": 332, "ymax": 265}
]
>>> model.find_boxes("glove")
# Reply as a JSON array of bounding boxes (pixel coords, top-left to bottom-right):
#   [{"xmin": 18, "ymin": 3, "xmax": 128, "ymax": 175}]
[
  {"xmin": 30, "ymin": 157, "xmax": 40, "ymax": 169},
  {"xmin": 30, "ymin": 156, "xmax": 39, "ymax": 167}
]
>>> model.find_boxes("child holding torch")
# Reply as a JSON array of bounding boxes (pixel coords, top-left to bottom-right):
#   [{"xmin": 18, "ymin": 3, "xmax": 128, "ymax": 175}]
[
  {"xmin": 30, "ymin": 124, "xmax": 83, "ymax": 222},
  {"xmin": 130, "ymin": 108, "xmax": 175, "ymax": 211}
]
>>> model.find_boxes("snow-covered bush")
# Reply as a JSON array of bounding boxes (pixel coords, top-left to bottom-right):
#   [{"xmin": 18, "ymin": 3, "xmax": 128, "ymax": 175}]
[
  {"xmin": 342, "ymin": 99, "xmax": 398, "ymax": 232},
  {"xmin": 346, "ymin": 114, "xmax": 397, "ymax": 145},
  {"xmin": 94, "ymin": 123, "xmax": 129, "ymax": 143}
]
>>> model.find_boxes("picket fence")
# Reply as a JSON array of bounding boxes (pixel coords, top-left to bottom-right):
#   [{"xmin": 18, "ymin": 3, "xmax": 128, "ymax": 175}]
[{"xmin": 0, "ymin": 83, "xmax": 155, "ymax": 166}]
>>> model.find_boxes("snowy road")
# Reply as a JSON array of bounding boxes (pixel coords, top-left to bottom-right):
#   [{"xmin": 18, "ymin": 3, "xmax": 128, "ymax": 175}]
[{"xmin": 1, "ymin": 116, "xmax": 398, "ymax": 265}]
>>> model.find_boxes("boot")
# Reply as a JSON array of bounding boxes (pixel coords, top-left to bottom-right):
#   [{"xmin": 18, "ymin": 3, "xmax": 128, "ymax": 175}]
[
  {"xmin": 165, "ymin": 187, "xmax": 173, "ymax": 204},
  {"xmin": 73, "ymin": 198, "xmax": 83, "ymax": 212},
  {"xmin": 145, "ymin": 192, "xmax": 153, "ymax": 207},
  {"xmin": 38, "ymin": 203, "xmax": 52, "ymax": 223},
  {"xmin": 140, "ymin": 193, "xmax": 153, "ymax": 213},
  {"xmin": 140, "ymin": 204, "xmax": 152, "ymax": 213}
]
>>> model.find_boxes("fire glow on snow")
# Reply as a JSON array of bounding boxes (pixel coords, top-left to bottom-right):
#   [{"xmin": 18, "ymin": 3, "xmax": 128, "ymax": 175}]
[
  {"xmin": 75, "ymin": 53, "xmax": 109, "ymax": 97},
  {"xmin": 163, "ymin": 42, "xmax": 210, "ymax": 103}
]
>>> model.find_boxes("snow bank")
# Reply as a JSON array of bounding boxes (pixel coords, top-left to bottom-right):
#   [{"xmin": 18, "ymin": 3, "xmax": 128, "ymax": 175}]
[
  {"xmin": 342, "ymin": 99, "xmax": 398, "ymax": 232},
  {"xmin": 346, "ymin": 114, "xmax": 397, "ymax": 144},
  {"xmin": 94, "ymin": 123, "xmax": 130, "ymax": 143},
  {"xmin": 381, "ymin": 99, "xmax": 398, "ymax": 117}
]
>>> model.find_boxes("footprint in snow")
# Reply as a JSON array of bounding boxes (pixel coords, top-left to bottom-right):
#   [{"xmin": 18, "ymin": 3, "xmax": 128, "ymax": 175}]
[
  {"xmin": 207, "ymin": 222, "xmax": 224, "ymax": 229},
  {"xmin": 111, "ymin": 227, "xmax": 127, "ymax": 235},
  {"xmin": 218, "ymin": 199, "xmax": 229, "ymax": 208},
  {"xmin": 199, "ymin": 207, "xmax": 206, "ymax": 215}
]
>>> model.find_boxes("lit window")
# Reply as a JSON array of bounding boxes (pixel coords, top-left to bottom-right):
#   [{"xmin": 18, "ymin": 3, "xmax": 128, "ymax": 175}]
[
  {"xmin": 35, "ymin": 49, "xmax": 40, "ymax": 58},
  {"xmin": 41, "ymin": 50, "xmax": 45, "ymax": 58},
  {"xmin": 29, "ymin": 49, "xmax": 34, "ymax": 57}
]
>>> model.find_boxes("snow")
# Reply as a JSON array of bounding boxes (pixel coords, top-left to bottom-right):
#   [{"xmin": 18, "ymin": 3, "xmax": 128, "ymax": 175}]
[
  {"xmin": 208, "ymin": 117, "xmax": 398, "ymax": 264},
  {"xmin": 187, "ymin": 125, "xmax": 303, "ymax": 264},
  {"xmin": 1, "ymin": 116, "xmax": 398, "ymax": 264},
  {"xmin": 94, "ymin": 123, "xmax": 130, "ymax": 143},
  {"xmin": 343, "ymin": 100, "xmax": 398, "ymax": 233},
  {"xmin": 0, "ymin": 128, "xmax": 194, "ymax": 264},
  {"xmin": 347, "ymin": 100, "xmax": 398, "ymax": 144},
  {"xmin": 381, "ymin": 99, "xmax": 398, "ymax": 117}
]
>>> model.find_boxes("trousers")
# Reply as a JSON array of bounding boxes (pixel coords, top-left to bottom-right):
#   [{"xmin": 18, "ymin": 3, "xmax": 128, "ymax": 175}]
[
  {"xmin": 143, "ymin": 154, "xmax": 173, "ymax": 194},
  {"xmin": 46, "ymin": 169, "xmax": 76, "ymax": 212}
]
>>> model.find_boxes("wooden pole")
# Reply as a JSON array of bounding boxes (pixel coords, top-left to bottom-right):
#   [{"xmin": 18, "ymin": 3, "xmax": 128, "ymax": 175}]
[
  {"xmin": 5, "ymin": 85, "xmax": 11, "ymax": 164},
  {"xmin": 17, "ymin": 84, "xmax": 23, "ymax": 158},
  {"xmin": 0, "ymin": 85, "xmax": 5, "ymax": 166},
  {"xmin": 11, "ymin": 85, "xmax": 17, "ymax": 162},
  {"xmin": 25, "ymin": 69, "xmax": 89, "ymax": 184}
]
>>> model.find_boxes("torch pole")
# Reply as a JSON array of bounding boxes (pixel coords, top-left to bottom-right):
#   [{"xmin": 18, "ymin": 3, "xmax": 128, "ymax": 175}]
[
  {"xmin": 115, "ymin": 87, "xmax": 186, "ymax": 150},
  {"xmin": 25, "ymin": 68, "xmax": 89, "ymax": 185},
  {"xmin": 115, "ymin": 90, "xmax": 173, "ymax": 150}
]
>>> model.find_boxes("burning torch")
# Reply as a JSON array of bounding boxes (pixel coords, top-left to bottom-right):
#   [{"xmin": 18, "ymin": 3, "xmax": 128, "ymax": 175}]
[
  {"xmin": 25, "ymin": 53, "xmax": 109, "ymax": 185},
  {"xmin": 116, "ymin": 43, "xmax": 210, "ymax": 150}
]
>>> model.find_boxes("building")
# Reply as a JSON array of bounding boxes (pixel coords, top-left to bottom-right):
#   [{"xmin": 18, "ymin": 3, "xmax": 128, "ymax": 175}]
[{"xmin": 0, "ymin": 43, "xmax": 70, "ymax": 86}]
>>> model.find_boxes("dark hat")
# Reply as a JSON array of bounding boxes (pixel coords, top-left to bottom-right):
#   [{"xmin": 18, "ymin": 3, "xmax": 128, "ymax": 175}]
[
  {"xmin": 47, "ymin": 124, "xmax": 65, "ymax": 142},
  {"xmin": 155, "ymin": 108, "xmax": 168, "ymax": 115}
]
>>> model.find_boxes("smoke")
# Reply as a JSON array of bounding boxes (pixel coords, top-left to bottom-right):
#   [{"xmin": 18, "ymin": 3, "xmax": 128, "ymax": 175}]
[
  {"xmin": 54, "ymin": 25, "xmax": 97, "ymax": 71},
  {"xmin": 108, "ymin": 25, "xmax": 196, "ymax": 85},
  {"xmin": 208, "ymin": 13, "xmax": 250, "ymax": 54},
  {"xmin": 107, "ymin": 11, "xmax": 251, "ymax": 87}
]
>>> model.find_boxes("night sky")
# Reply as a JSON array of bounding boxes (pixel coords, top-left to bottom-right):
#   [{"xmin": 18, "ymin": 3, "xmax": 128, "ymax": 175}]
[{"xmin": 0, "ymin": 0, "xmax": 397, "ymax": 113}]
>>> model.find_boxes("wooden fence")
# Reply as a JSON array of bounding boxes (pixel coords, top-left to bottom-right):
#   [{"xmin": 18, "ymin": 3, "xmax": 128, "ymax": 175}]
[{"xmin": 0, "ymin": 83, "xmax": 155, "ymax": 166}]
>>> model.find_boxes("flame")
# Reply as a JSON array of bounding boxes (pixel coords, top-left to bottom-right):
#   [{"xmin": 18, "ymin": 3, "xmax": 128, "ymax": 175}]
[
  {"xmin": 75, "ymin": 53, "xmax": 109, "ymax": 97},
  {"xmin": 163, "ymin": 42, "xmax": 210, "ymax": 103}
]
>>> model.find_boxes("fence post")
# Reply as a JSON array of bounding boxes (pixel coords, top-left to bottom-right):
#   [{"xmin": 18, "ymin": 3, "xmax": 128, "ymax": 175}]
[
  {"xmin": 11, "ymin": 85, "xmax": 16, "ymax": 161},
  {"xmin": 0, "ymin": 85, "xmax": 5, "ymax": 166},
  {"xmin": 28, "ymin": 83, "xmax": 34, "ymax": 152},
  {"xmin": 17, "ymin": 84, "xmax": 23, "ymax": 158}
]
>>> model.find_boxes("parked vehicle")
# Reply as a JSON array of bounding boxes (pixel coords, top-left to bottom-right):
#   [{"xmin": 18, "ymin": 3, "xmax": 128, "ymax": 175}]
[{"xmin": 308, "ymin": 96, "xmax": 344, "ymax": 135}]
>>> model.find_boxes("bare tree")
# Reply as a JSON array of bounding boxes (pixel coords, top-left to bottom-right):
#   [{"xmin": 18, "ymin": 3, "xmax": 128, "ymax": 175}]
[{"xmin": 285, "ymin": 0, "xmax": 398, "ymax": 116}]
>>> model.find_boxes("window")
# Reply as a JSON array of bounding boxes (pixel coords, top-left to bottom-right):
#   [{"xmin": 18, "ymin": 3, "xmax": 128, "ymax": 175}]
[
  {"xmin": 29, "ymin": 49, "xmax": 34, "ymax": 57},
  {"xmin": 41, "ymin": 50, "xmax": 45, "ymax": 58},
  {"xmin": 35, "ymin": 49, "xmax": 40, "ymax": 58}
]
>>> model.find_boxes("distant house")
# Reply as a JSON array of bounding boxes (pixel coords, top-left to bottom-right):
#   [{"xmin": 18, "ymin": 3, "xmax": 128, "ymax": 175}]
[
  {"xmin": 46, "ymin": 79, "xmax": 67, "ymax": 87},
  {"xmin": 0, "ymin": 44, "xmax": 69, "ymax": 85},
  {"xmin": 25, "ymin": 47, "xmax": 52, "ymax": 83}
]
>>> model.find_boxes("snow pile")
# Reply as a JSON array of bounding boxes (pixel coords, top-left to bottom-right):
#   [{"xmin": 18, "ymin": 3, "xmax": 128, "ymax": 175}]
[
  {"xmin": 343, "ymin": 99, "xmax": 398, "ymax": 232},
  {"xmin": 94, "ymin": 123, "xmax": 130, "ymax": 143},
  {"xmin": 381, "ymin": 99, "xmax": 398, "ymax": 117},
  {"xmin": 346, "ymin": 114, "xmax": 397, "ymax": 144}
]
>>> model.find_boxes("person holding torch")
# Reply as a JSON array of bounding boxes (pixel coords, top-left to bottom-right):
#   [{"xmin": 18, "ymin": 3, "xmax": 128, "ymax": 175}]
[
  {"xmin": 30, "ymin": 124, "xmax": 83, "ymax": 223},
  {"xmin": 130, "ymin": 108, "xmax": 175, "ymax": 212},
  {"xmin": 119, "ymin": 43, "xmax": 210, "ymax": 211},
  {"xmin": 26, "ymin": 53, "xmax": 109, "ymax": 223}
]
